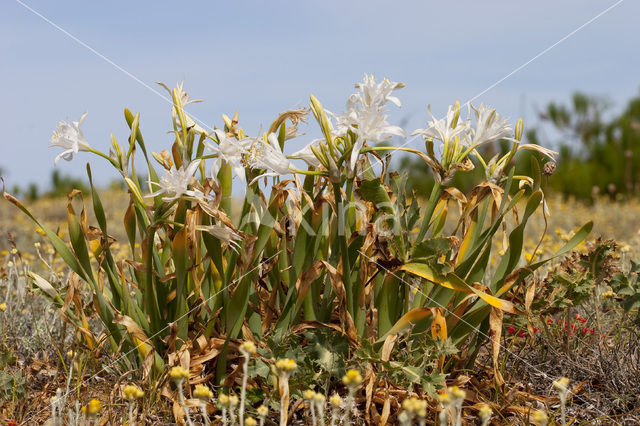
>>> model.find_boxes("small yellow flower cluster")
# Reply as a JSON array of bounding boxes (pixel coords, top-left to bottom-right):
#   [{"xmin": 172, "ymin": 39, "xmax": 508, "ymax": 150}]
[
  {"xmin": 0, "ymin": 303, "xmax": 6, "ymax": 312},
  {"xmin": 169, "ymin": 366, "xmax": 190, "ymax": 382},
  {"xmin": 245, "ymin": 417, "xmax": 257, "ymax": 426},
  {"xmin": 532, "ymin": 409, "xmax": 548, "ymax": 426},
  {"xmin": 256, "ymin": 404, "xmax": 269, "ymax": 417},
  {"xmin": 449, "ymin": 386, "xmax": 466, "ymax": 402},
  {"xmin": 601, "ymin": 290, "xmax": 616, "ymax": 298},
  {"xmin": 437, "ymin": 392, "xmax": 451, "ymax": 405},
  {"xmin": 342, "ymin": 369, "xmax": 363, "ymax": 387},
  {"xmin": 552, "ymin": 377, "xmax": 570, "ymax": 393},
  {"xmin": 218, "ymin": 394, "xmax": 239, "ymax": 408},
  {"xmin": 123, "ymin": 384, "xmax": 144, "ymax": 401},
  {"xmin": 81, "ymin": 398, "xmax": 102, "ymax": 417},
  {"xmin": 329, "ymin": 393, "xmax": 343, "ymax": 407},
  {"xmin": 303, "ymin": 389, "xmax": 326, "ymax": 405},
  {"xmin": 193, "ymin": 384, "xmax": 213, "ymax": 401},
  {"xmin": 275, "ymin": 358, "xmax": 297, "ymax": 372},
  {"xmin": 239, "ymin": 340, "xmax": 257, "ymax": 355},
  {"xmin": 478, "ymin": 404, "xmax": 492, "ymax": 423},
  {"xmin": 401, "ymin": 396, "xmax": 427, "ymax": 418}
]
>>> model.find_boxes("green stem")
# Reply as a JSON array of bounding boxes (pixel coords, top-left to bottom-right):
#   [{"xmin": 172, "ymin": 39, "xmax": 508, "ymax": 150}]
[
  {"xmin": 333, "ymin": 183, "xmax": 354, "ymax": 316},
  {"xmin": 88, "ymin": 147, "xmax": 120, "ymax": 169},
  {"xmin": 415, "ymin": 183, "xmax": 443, "ymax": 243}
]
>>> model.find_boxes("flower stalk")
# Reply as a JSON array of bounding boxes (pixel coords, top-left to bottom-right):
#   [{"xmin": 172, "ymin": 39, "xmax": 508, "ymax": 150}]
[{"xmin": 239, "ymin": 341, "xmax": 257, "ymax": 426}]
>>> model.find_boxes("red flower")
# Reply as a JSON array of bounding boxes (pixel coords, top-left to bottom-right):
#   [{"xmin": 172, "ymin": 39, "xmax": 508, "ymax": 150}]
[
  {"xmin": 578, "ymin": 317, "xmax": 587, "ymax": 323},
  {"xmin": 590, "ymin": 328, "xmax": 595, "ymax": 334},
  {"xmin": 547, "ymin": 318, "xmax": 554, "ymax": 324},
  {"xmin": 582, "ymin": 327, "xmax": 588, "ymax": 335},
  {"xmin": 517, "ymin": 330, "xmax": 525, "ymax": 338},
  {"xmin": 533, "ymin": 327, "xmax": 538, "ymax": 333},
  {"xmin": 508, "ymin": 326, "xmax": 516, "ymax": 335},
  {"xmin": 570, "ymin": 323, "xmax": 576, "ymax": 329},
  {"xmin": 574, "ymin": 313, "xmax": 580, "ymax": 320}
]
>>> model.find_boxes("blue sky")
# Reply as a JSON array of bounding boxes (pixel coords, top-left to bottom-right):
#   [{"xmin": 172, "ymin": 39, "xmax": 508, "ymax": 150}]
[{"xmin": 1, "ymin": 0, "xmax": 639, "ymax": 190}]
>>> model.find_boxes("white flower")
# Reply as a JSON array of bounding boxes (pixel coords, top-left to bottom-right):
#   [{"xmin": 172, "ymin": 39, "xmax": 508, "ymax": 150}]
[
  {"xmin": 196, "ymin": 224, "xmax": 241, "ymax": 251},
  {"xmin": 289, "ymin": 139, "xmax": 323, "ymax": 168},
  {"xmin": 148, "ymin": 159, "xmax": 203, "ymax": 202},
  {"xmin": 518, "ymin": 144, "xmax": 557, "ymax": 160},
  {"xmin": 50, "ymin": 112, "xmax": 91, "ymax": 165},
  {"xmin": 411, "ymin": 104, "xmax": 470, "ymax": 147},
  {"xmin": 158, "ymin": 81, "xmax": 209, "ymax": 136},
  {"xmin": 469, "ymin": 103, "xmax": 512, "ymax": 147},
  {"xmin": 330, "ymin": 74, "xmax": 405, "ymax": 174},
  {"xmin": 247, "ymin": 133, "xmax": 293, "ymax": 182},
  {"xmin": 355, "ymin": 73, "xmax": 403, "ymax": 109},
  {"xmin": 204, "ymin": 129, "xmax": 252, "ymax": 183}
]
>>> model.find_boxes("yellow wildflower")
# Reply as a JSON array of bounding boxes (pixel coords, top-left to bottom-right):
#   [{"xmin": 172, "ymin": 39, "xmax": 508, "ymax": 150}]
[
  {"xmin": 329, "ymin": 394, "xmax": 343, "ymax": 407},
  {"xmin": 0, "ymin": 303, "xmax": 6, "ymax": 312},
  {"xmin": 437, "ymin": 393, "xmax": 450, "ymax": 405},
  {"xmin": 218, "ymin": 394, "xmax": 230, "ymax": 407},
  {"xmin": 83, "ymin": 399, "xmax": 101, "ymax": 417},
  {"xmin": 169, "ymin": 366, "xmax": 190, "ymax": 381},
  {"xmin": 123, "ymin": 384, "xmax": 144, "ymax": 401},
  {"xmin": 532, "ymin": 409, "xmax": 548, "ymax": 426},
  {"xmin": 341, "ymin": 369, "xmax": 363, "ymax": 387},
  {"xmin": 553, "ymin": 377, "xmax": 570, "ymax": 393},
  {"xmin": 239, "ymin": 341, "xmax": 257, "ymax": 355},
  {"xmin": 313, "ymin": 393, "xmax": 326, "ymax": 404},
  {"xmin": 450, "ymin": 386, "xmax": 466, "ymax": 402},
  {"xmin": 228, "ymin": 395, "xmax": 239, "ymax": 407},
  {"xmin": 257, "ymin": 404, "xmax": 268, "ymax": 417},
  {"xmin": 275, "ymin": 358, "xmax": 297, "ymax": 372},
  {"xmin": 193, "ymin": 384, "xmax": 213, "ymax": 401},
  {"xmin": 478, "ymin": 404, "xmax": 492, "ymax": 422},
  {"xmin": 245, "ymin": 417, "xmax": 257, "ymax": 426}
]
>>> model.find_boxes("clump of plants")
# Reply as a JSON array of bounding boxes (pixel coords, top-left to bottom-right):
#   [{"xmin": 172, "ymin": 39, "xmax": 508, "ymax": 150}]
[{"xmin": 3, "ymin": 75, "xmax": 591, "ymax": 422}]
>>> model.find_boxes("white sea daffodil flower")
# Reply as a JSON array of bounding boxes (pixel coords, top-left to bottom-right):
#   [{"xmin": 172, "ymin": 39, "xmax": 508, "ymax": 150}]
[
  {"xmin": 289, "ymin": 139, "xmax": 323, "ymax": 168},
  {"xmin": 331, "ymin": 74, "xmax": 405, "ymax": 174},
  {"xmin": 148, "ymin": 159, "xmax": 203, "ymax": 202},
  {"xmin": 196, "ymin": 224, "xmax": 241, "ymax": 251},
  {"xmin": 247, "ymin": 133, "xmax": 293, "ymax": 183},
  {"xmin": 355, "ymin": 73, "xmax": 403, "ymax": 108},
  {"xmin": 50, "ymin": 112, "xmax": 91, "ymax": 165},
  {"xmin": 412, "ymin": 104, "xmax": 470, "ymax": 148},
  {"xmin": 204, "ymin": 129, "xmax": 252, "ymax": 183},
  {"xmin": 249, "ymin": 133, "xmax": 292, "ymax": 174},
  {"xmin": 411, "ymin": 102, "xmax": 474, "ymax": 184},
  {"xmin": 469, "ymin": 103, "xmax": 513, "ymax": 148}
]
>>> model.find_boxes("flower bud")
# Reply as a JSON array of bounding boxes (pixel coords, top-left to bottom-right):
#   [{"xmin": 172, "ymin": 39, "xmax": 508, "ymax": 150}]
[{"xmin": 514, "ymin": 118, "xmax": 524, "ymax": 141}]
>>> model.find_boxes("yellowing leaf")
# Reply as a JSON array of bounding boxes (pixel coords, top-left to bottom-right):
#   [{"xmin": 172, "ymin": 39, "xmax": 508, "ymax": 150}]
[{"xmin": 401, "ymin": 263, "xmax": 521, "ymax": 313}]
